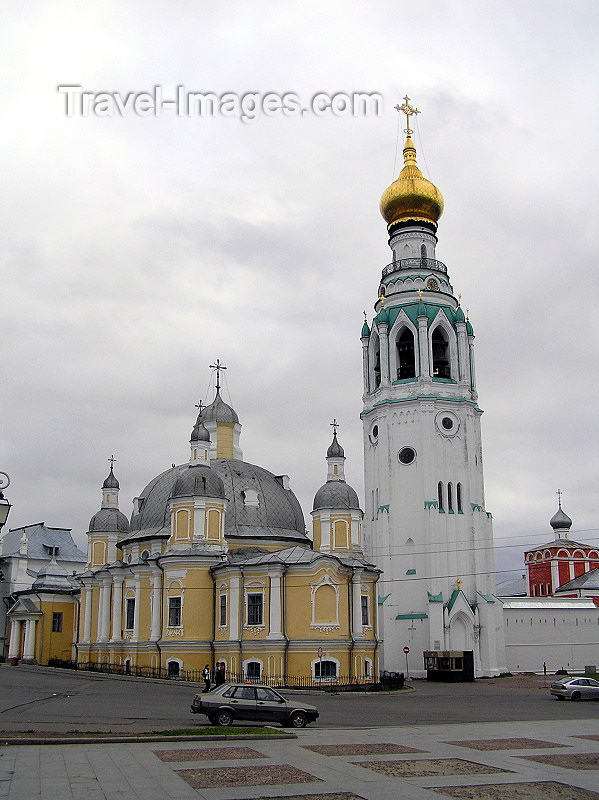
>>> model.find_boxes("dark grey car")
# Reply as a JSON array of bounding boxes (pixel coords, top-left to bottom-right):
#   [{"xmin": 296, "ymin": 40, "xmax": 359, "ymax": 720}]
[{"xmin": 190, "ymin": 683, "xmax": 319, "ymax": 727}]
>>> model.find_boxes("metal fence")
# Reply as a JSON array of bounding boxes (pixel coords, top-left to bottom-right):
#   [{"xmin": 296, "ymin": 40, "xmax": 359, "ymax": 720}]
[{"xmin": 51, "ymin": 659, "xmax": 404, "ymax": 691}]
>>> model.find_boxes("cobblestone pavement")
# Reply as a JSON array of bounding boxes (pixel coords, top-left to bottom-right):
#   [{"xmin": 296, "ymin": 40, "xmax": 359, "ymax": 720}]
[{"xmin": 2, "ymin": 718, "xmax": 599, "ymax": 800}]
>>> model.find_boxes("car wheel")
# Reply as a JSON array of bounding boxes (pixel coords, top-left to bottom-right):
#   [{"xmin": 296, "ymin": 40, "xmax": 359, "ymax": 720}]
[
  {"xmin": 289, "ymin": 711, "xmax": 307, "ymax": 728},
  {"xmin": 571, "ymin": 691, "xmax": 581, "ymax": 701},
  {"xmin": 216, "ymin": 709, "xmax": 234, "ymax": 726}
]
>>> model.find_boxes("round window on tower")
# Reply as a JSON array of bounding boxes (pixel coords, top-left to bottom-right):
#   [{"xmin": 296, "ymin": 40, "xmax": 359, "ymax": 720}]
[
  {"xmin": 435, "ymin": 410, "xmax": 460, "ymax": 437},
  {"xmin": 369, "ymin": 422, "xmax": 379, "ymax": 445},
  {"xmin": 398, "ymin": 447, "xmax": 416, "ymax": 465}
]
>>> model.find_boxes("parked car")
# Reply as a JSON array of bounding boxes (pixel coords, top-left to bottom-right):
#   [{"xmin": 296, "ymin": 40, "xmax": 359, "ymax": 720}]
[
  {"xmin": 550, "ymin": 677, "xmax": 599, "ymax": 701},
  {"xmin": 190, "ymin": 683, "xmax": 319, "ymax": 727}
]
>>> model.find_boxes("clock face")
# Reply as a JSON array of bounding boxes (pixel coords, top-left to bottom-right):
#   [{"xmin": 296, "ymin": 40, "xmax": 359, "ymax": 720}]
[{"xmin": 427, "ymin": 278, "xmax": 439, "ymax": 291}]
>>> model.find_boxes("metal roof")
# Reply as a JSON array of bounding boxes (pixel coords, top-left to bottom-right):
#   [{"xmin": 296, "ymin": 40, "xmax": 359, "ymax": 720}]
[{"xmin": 2, "ymin": 523, "xmax": 86, "ymax": 562}]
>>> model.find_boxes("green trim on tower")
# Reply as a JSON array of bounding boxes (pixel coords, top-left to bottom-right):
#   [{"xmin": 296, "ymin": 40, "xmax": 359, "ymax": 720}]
[
  {"xmin": 427, "ymin": 591, "xmax": 443, "ymax": 603},
  {"xmin": 396, "ymin": 613, "xmax": 428, "ymax": 620}
]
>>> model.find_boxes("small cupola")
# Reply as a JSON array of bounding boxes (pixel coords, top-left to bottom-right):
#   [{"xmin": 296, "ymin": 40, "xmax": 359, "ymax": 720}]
[{"xmin": 550, "ymin": 493, "xmax": 573, "ymax": 539}]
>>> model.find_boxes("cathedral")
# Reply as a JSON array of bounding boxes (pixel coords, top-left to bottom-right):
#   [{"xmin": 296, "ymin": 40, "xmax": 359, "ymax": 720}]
[{"xmin": 4, "ymin": 99, "xmax": 507, "ymax": 679}]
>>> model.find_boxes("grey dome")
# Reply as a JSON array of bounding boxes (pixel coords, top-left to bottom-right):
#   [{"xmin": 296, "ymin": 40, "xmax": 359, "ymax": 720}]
[
  {"xmin": 191, "ymin": 416, "xmax": 210, "ymax": 442},
  {"xmin": 203, "ymin": 391, "xmax": 239, "ymax": 424},
  {"xmin": 327, "ymin": 432, "xmax": 345, "ymax": 458},
  {"xmin": 550, "ymin": 505, "xmax": 572, "ymax": 534},
  {"xmin": 313, "ymin": 480, "xmax": 360, "ymax": 511},
  {"xmin": 171, "ymin": 465, "xmax": 225, "ymax": 500},
  {"xmin": 89, "ymin": 507, "xmax": 130, "ymax": 533},
  {"xmin": 103, "ymin": 467, "xmax": 119, "ymax": 490},
  {"xmin": 124, "ymin": 459, "xmax": 307, "ymax": 545},
  {"xmin": 214, "ymin": 459, "xmax": 306, "ymax": 542}
]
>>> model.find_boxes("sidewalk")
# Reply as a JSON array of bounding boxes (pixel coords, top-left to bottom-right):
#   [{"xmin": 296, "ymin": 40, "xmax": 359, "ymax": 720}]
[{"xmin": 2, "ymin": 717, "xmax": 599, "ymax": 800}]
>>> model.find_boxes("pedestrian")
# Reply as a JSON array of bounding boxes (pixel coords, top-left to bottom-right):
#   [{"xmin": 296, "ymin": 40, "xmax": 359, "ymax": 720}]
[
  {"xmin": 218, "ymin": 661, "xmax": 226, "ymax": 685},
  {"xmin": 214, "ymin": 661, "xmax": 224, "ymax": 687},
  {"xmin": 202, "ymin": 663, "xmax": 211, "ymax": 693}
]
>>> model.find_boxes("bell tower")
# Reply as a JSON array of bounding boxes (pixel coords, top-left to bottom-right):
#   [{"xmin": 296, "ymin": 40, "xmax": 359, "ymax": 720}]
[{"xmin": 362, "ymin": 97, "xmax": 505, "ymax": 677}]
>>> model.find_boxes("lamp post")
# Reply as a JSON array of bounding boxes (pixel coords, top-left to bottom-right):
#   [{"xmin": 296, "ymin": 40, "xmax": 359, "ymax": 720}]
[{"xmin": 0, "ymin": 472, "xmax": 12, "ymax": 532}]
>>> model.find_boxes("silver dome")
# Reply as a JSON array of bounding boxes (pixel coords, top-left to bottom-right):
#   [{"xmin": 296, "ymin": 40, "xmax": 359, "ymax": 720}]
[
  {"xmin": 203, "ymin": 391, "xmax": 239, "ymax": 424},
  {"xmin": 313, "ymin": 480, "xmax": 360, "ymax": 511},
  {"xmin": 171, "ymin": 464, "xmax": 225, "ymax": 500},
  {"xmin": 89, "ymin": 507, "xmax": 130, "ymax": 533},
  {"xmin": 123, "ymin": 459, "xmax": 307, "ymax": 545}
]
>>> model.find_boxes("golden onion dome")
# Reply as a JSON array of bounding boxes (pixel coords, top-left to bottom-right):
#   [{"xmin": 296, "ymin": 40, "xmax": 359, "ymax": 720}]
[{"xmin": 380, "ymin": 135, "xmax": 444, "ymax": 229}]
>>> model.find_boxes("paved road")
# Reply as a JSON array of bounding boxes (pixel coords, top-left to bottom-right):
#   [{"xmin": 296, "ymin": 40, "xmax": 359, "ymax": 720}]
[{"xmin": 0, "ymin": 665, "xmax": 596, "ymax": 733}]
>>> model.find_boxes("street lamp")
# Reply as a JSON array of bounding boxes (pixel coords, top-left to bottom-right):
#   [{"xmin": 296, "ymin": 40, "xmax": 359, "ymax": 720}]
[{"xmin": 0, "ymin": 472, "xmax": 12, "ymax": 531}]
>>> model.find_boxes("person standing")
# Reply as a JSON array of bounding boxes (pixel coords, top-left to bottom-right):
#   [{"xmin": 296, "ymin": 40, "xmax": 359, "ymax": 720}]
[
  {"xmin": 202, "ymin": 663, "xmax": 211, "ymax": 693},
  {"xmin": 218, "ymin": 662, "xmax": 226, "ymax": 685}
]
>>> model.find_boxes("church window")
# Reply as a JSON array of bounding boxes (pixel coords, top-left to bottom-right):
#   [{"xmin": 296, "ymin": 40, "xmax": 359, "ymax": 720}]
[
  {"xmin": 421, "ymin": 243, "xmax": 427, "ymax": 260},
  {"xmin": 246, "ymin": 661, "xmax": 261, "ymax": 679},
  {"xmin": 398, "ymin": 447, "xmax": 416, "ymax": 465},
  {"xmin": 457, "ymin": 483, "xmax": 463, "ymax": 513},
  {"xmin": 373, "ymin": 340, "xmax": 381, "ymax": 388},
  {"xmin": 168, "ymin": 596, "xmax": 182, "ymax": 627},
  {"xmin": 141, "ymin": 550, "xmax": 150, "ymax": 560},
  {"xmin": 333, "ymin": 464, "xmax": 338, "ymax": 475},
  {"xmin": 247, "ymin": 593, "xmax": 263, "ymax": 626},
  {"xmin": 315, "ymin": 659, "xmax": 337, "ymax": 679},
  {"xmin": 52, "ymin": 612, "xmax": 63, "ymax": 633},
  {"xmin": 207, "ymin": 508, "xmax": 221, "ymax": 539},
  {"xmin": 361, "ymin": 594, "xmax": 369, "ymax": 626},
  {"xmin": 334, "ymin": 519, "xmax": 348, "ymax": 549},
  {"xmin": 432, "ymin": 328, "xmax": 451, "ymax": 378},
  {"xmin": 219, "ymin": 594, "xmax": 227, "ymax": 626},
  {"xmin": 437, "ymin": 482, "xmax": 444, "ymax": 511},
  {"xmin": 447, "ymin": 482, "xmax": 453, "ymax": 512},
  {"xmin": 126, "ymin": 598, "xmax": 135, "ymax": 630},
  {"xmin": 167, "ymin": 660, "xmax": 180, "ymax": 677},
  {"xmin": 396, "ymin": 328, "xmax": 416, "ymax": 379},
  {"xmin": 241, "ymin": 488, "xmax": 259, "ymax": 507}
]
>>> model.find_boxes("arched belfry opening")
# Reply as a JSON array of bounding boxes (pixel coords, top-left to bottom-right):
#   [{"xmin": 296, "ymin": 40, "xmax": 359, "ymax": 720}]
[
  {"xmin": 396, "ymin": 328, "xmax": 416, "ymax": 379},
  {"xmin": 432, "ymin": 328, "xmax": 451, "ymax": 379},
  {"xmin": 371, "ymin": 334, "xmax": 381, "ymax": 389}
]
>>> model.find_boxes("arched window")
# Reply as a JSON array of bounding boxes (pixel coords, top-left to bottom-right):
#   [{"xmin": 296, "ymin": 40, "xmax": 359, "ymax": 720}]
[
  {"xmin": 447, "ymin": 482, "xmax": 453, "ymax": 512},
  {"xmin": 315, "ymin": 659, "xmax": 337, "ymax": 679},
  {"xmin": 456, "ymin": 483, "xmax": 463, "ymax": 513},
  {"xmin": 437, "ymin": 481, "xmax": 444, "ymax": 511},
  {"xmin": 373, "ymin": 339, "xmax": 381, "ymax": 388},
  {"xmin": 246, "ymin": 661, "xmax": 261, "ymax": 680},
  {"xmin": 167, "ymin": 660, "xmax": 180, "ymax": 677},
  {"xmin": 396, "ymin": 328, "xmax": 416, "ymax": 379},
  {"xmin": 432, "ymin": 328, "xmax": 451, "ymax": 378},
  {"xmin": 420, "ymin": 243, "xmax": 427, "ymax": 260}
]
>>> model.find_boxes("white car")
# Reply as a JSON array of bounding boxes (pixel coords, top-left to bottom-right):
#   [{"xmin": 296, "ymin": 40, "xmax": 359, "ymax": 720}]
[{"xmin": 550, "ymin": 677, "xmax": 599, "ymax": 701}]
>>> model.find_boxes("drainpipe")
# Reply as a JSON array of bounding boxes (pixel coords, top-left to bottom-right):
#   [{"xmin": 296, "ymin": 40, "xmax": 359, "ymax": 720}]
[
  {"xmin": 210, "ymin": 576, "xmax": 216, "ymax": 671},
  {"xmin": 281, "ymin": 565, "xmax": 289, "ymax": 685},
  {"xmin": 155, "ymin": 558, "xmax": 164, "ymax": 671},
  {"xmin": 348, "ymin": 578, "xmax": 355, "ymax": 683},
  {"xmin": 239, "ymin": 568, "xmax": 244, "ymax": 680}
]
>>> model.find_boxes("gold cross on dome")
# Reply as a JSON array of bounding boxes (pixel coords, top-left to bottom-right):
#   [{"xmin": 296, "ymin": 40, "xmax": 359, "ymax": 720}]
[
  {"xmin": 395, "ymin": 95, "xmax": 420, "ymax": 137},
  {"xmin": 456, "ymin": 578, "xmax": 463, "ymax": 588},
  {"xmin": 417, "ymin": 289, "xmax": 423, "ymax": 300}
]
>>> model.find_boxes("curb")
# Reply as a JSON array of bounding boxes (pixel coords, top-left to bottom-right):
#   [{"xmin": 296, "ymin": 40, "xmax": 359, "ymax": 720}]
[{"xmin": 0, "ymin": 732, "xmax": 297, "ymax": 746}]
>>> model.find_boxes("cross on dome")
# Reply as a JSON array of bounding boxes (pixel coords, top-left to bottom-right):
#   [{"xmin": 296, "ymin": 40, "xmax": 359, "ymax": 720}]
[
  {"xmin": 395, "ymin": 95, "xmax": 420, "ymax": 137},
  {"xmin": 108, "ymin": 454, "xmax": 116, "ymax": 468},
  {"xmin": 330, "ymin": 418, "xmax": 339, "ymax": 435},
  {"xmin": 209, "ymin": 358, "xmax": 227, "ymax": 392}
]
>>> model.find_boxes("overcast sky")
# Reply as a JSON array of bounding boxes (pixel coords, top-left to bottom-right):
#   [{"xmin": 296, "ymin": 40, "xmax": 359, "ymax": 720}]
[{"xmin": 2, "ymin": 1, "xmax": 598, "ymax": 579}]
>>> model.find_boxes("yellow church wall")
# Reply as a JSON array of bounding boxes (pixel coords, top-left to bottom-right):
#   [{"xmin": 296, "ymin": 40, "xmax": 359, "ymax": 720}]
[
  {"xmin": 137, "ymin": 575, "xmax": 152, "ymax": 640},
  {"xmin": 91, "ymin": 538, "xmax": 108, "ymax": 568},
  {"xmin": 312, "ymin": 519, "xmax": 321, "ymax": 551},
  {"xmin": 216, "ymin": 422, "xmax": 234, "ymax": 458},
  {"xmin": 284, "ymin": 567, "xmax": 350, "ymax": 640},
  {"xmin": 168, "ymin": 567, "xmax": 214, "ymax": 641},
  {"xmin": 33, "ymin": 597, "xmax": 77, "ymax": 664},
  {"xmin": 90, "ymin": 584, "xmax": 101, "ymax": 643}
]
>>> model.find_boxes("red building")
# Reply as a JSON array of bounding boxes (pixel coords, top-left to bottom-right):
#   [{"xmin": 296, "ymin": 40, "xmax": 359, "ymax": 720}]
[{"xmin": 524, "ymin": 502, "xmax": 599, "ymax": 598}]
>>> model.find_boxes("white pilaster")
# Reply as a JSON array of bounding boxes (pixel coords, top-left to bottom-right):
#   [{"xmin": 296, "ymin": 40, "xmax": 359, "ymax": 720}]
[
  {"xmin": 8, "ymin": 619, "xmax": 21, "ymax": 658},
  {"xmin": 267, "ymin": 569, "xmax": 283, "ymax": 639},
  {"xmin": 229, "ymin": 575, "xmax": 240, "ymax": 640},
  {"xmin": 351, "ymin": 570, "xmax": 364, "ymax": 637},
  {"xmin": 110, "ymin": 576, "xmax": 124, "ymax": 641},
  {"xmin": 150, "ymin": 574, "xmax": 162, "ymax": 640},
  {"xmin": 132, "ymin": 577, "xmax": 141, "ymax": 642},
  {"xmin": 82, "ymin": 585, "xmax": 93, "ymax": 643}
]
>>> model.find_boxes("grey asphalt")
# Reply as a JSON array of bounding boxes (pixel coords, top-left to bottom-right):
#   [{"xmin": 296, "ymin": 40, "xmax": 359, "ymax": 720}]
[{"xmin": 2, "ymin": 666, "xmax": 599, "ymax": 798}]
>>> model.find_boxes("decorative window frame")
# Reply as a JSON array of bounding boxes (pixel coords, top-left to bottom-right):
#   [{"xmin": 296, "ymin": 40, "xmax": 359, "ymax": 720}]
[
  {"xmin": 389, "ymin": 313, "xmax": 420, "ymax": 381},
  {"xmin": 218, "ymin": 583, "xmax": 228, "ymax": 629},
  {"xmin": 311, "ymin": 655, "xmax": 340, "ymax": 683},
  {"xmin": 361, "ymin": 591, "xmax": 371, "ymax": 628},
  {"xmin": 243, "ymin": 657, "xmax": 263, "ymax": 681},
  {"xmin": 124, "ymin": 595, "xmax": 135, "ymax": 631},
  {"xmin": 244, "ymin": 581, "xmax": 265, "ymax": 629},
  {"xmin": 368, "ymin": 330, "xmax": 382, "ymax": 391},
  {"xmin": 166, "ymin": 657, "xmax": 183, "ymax": 677},
  {"xmin": 429, "ymin": 312, "xmax": 458, "ymax": 381},
  {"xmin": 167, "ymin": 595, "xmax": 182, "ymax": 629},
  {"xmin": 310, "ymin": 573, "xmax": 340, "ymax": 630}
]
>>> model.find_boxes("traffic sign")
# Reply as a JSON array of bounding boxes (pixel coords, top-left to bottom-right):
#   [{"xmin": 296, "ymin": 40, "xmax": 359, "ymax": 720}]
[{"xmin": 403, "ymin": 646, "xmax": 410, "ymax": 654}]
